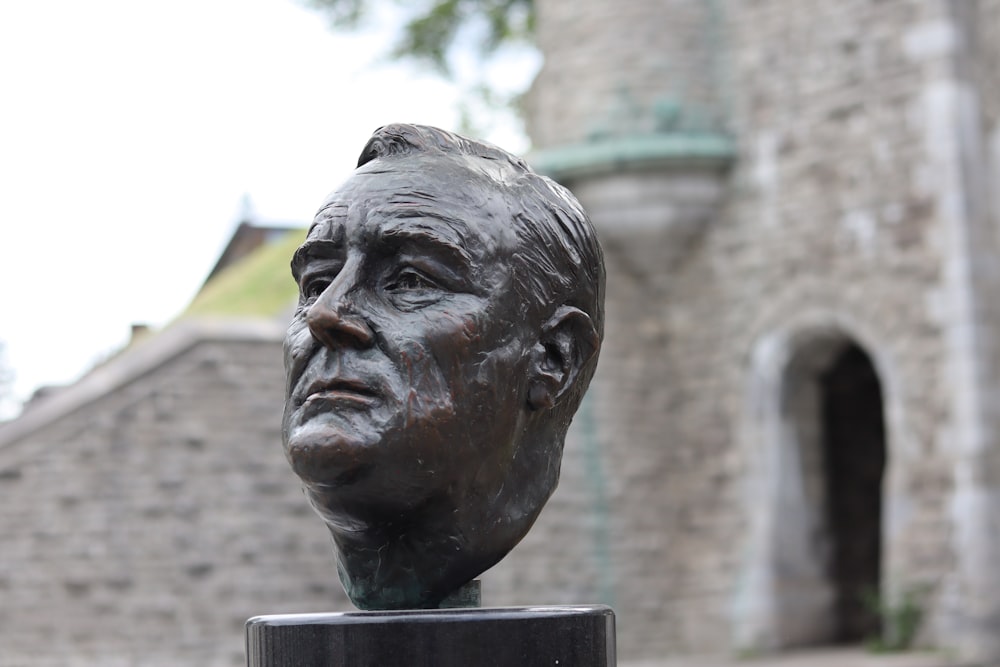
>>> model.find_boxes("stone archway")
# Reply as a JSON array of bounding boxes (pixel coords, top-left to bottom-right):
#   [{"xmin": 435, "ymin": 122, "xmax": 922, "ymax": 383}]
[
  {"xmin": 820, "ymin": 343, "xmax": 885, "ymax": 642},
  {"xmin": 734, "ymin": 323, "xmax": 889, "ymax": 650}
]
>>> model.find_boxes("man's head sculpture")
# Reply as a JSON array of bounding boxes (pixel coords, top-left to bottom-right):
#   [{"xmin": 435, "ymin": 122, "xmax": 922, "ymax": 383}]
[{"xmin": 282, "ymin": 123, "xmax": 605, "ymax": 610}]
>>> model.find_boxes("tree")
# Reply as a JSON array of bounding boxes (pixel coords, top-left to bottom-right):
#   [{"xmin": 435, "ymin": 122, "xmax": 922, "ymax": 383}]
[
  {"xmin": 304, "ymin": 0, "xmax": 534, "ymax": 77},
  {"xmin": 304, "ymin": 0, "xmax": 537, "ymax": 139}
]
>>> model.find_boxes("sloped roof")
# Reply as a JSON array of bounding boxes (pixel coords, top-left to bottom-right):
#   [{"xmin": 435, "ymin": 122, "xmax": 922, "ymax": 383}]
[
  {"xmin": 201, "ymin": 222, "xmax": 301, "ymax": 286},
  {"xmin": 181, "ymin": 228, "xmax": 305, "ymax": 320}
]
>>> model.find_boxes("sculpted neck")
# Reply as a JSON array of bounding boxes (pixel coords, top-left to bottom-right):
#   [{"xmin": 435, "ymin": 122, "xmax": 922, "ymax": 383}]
[
  {"xmin": 315, "ymin": 428, "xmax": 563, "ymax": 610},
  {"xmin": 331, "ymin": 516, "xmax": 498, "ymax": 610}
]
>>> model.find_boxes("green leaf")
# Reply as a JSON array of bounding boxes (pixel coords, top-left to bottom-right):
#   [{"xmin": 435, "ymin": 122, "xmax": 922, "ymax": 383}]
[{"xmin": 304, "ymin": 0, "xmax": 535, "ymax": 78}]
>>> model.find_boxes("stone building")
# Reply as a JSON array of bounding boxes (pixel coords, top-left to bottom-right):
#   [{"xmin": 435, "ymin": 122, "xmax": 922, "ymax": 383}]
[
  {"xmin": 522, "ymin": 0, "xmax": 1000, "ymax": 662},
  {"xmin": 4, "ymin": 1, "xmax": 1000, "ymax": 665}
]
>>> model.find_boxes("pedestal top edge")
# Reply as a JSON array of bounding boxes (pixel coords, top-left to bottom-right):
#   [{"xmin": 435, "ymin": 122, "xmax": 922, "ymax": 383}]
[{"xmin": 247, "ymin": 605, "xmax": 614, "ymax": 627}]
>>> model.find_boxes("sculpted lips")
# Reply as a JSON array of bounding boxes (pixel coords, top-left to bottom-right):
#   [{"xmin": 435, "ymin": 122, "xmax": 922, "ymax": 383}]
[{"xmin": 299, "ymin": 377, "xmax": 381, "ymax": 410}]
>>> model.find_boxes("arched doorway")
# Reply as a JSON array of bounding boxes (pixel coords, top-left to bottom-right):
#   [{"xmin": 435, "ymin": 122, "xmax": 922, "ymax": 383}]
[
  {"xmin": 820, "ymin": 343, "xmax": 886, "ymax": 642},
  {"xmin": 735, "ymin": 326, "xmax": 888, "ymax": 650}
]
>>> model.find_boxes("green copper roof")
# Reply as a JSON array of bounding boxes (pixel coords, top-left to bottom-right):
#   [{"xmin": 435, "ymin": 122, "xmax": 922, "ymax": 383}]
[
  {"xmin": 181, "ymin": 228, "xmax": 306, "ymax": 320},
  {"xmin": 529, "ymin": 132, "xmax": 736, "ymax": 182}
]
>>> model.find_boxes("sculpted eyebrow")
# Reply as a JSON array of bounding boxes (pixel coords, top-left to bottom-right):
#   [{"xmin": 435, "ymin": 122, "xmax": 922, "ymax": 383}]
[
  {"xmin": 309, "ymin": 203, "xmax": 348, "ymax": 235},
  {"xmin": 378, "ymin": 216, "xmax": 473, "ymax": 267},
  {"xmin": 291, "ymin": 239, "xmax": 342, "ymax": 281}
]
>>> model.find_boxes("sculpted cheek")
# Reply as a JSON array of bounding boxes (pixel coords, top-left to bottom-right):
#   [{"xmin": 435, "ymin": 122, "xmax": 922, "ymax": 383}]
[
  {"xmin": 426, "ymin": 308, "xmax": 482, "ymax": 346},
  {"xmin": 397, "ymin": 346, "xmax": 455, "ymax": 427},
  {"xmin": 283, "ymin": 319, "xmax": 315, "ymax": 395},
  {"xmin": 473, "ymin": 343, "xmax": 527, "ymax": 394}
]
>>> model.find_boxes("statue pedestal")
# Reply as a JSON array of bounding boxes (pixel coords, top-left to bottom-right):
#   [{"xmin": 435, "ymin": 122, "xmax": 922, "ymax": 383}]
[{"xmin": 246, "ymin": 605, "xmax": 615, "ymax": 667}]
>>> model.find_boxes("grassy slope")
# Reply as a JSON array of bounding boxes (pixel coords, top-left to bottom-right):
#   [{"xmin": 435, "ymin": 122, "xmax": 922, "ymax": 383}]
[{"xmin": 181, "ymin": 229, "xmax": 306, "ymax": 320}]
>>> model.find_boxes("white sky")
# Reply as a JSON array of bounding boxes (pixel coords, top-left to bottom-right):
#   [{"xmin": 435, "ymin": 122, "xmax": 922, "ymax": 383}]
[{"xmin": 0, "ymin": 0, "xmax": 537, "ymax": 415}]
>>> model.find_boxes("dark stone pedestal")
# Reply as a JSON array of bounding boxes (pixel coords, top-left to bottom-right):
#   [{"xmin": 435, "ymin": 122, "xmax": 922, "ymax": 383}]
[{"xmin": 246, "ymin": 605, "xmax": 615, "ymax": 667}]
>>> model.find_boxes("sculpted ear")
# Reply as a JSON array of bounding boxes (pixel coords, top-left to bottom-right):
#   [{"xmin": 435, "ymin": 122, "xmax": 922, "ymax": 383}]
[{"xmin": 528, "ymin": 305, "xmax": 600, "ymax": 411}]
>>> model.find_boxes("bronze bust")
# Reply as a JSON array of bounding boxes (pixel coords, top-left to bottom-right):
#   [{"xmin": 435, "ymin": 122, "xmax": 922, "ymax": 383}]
[{"xmin": 281, "ymin": 124, "xmax": 605, "ymax": 610}]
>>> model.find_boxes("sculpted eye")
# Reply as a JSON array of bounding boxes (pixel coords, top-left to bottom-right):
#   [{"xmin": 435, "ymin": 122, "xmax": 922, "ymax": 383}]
[
  {"xmin": 303, "ymin": 277, "xmax": 332, "ymax": 299},
  {"xmin": 384, "ymin": 267, "xmax": 449, "ymax": 310},
  {"xmin": 387, "ymin": 268, "xmax": 439, "ymax": 291}
]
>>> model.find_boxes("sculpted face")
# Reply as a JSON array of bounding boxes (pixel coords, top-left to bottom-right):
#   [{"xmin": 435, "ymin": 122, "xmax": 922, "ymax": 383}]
[
  {"xmin": 282, "ymin": 157, "xmax": 546, "ymax": 604},
  {"xmin": 280, "ymin": 125, "xmax": 603, "ymax": 610}
]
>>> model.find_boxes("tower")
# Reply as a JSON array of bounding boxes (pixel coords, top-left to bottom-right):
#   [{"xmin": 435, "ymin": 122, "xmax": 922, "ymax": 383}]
[{"xmin": 523, "ymin": 0, "xmax": 1000, "ymax": 661}]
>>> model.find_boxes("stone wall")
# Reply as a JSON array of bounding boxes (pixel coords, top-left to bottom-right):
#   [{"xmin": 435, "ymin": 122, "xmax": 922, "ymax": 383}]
[
  {"xmin": 0, "ymin": 326, "xmax": 349, "ymax": 666},
  {"xmin": 719, "ymin": 2, "xmax": 1000, "ymax": 658},
  {"xmin": 527, "ymin": 0, "xmax": 1000, "ymax": 661},
  {"xmin": 932, "ymin": 0, "xmax": 1000, "ymax": 657},
  {"xmin": 720, "ymin": 0, "xmax": 955, "ymax": 644},
  {"xmin": 526, "ymin": 0, "xmax": 727, "ymax": 146}
]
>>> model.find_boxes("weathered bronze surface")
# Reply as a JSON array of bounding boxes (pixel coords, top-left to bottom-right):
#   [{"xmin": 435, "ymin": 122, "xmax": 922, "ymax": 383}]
[{"xmin": 281, "ymin": 124, "xmax": 605, "ymax": 610}]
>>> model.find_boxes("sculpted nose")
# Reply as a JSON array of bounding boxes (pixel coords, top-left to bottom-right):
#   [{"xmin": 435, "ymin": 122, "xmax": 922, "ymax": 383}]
[{"xmin": 306, "ymin": 289, "xmax": 375, "ymax": 350}]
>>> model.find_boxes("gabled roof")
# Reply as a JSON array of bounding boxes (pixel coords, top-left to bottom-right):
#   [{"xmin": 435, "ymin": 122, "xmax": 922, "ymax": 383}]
[
  {"xmin": 182, "ymin": 227, "xmax": 306, "ymax": 320},
  {"xmin": 201, "ymin": 222, "xmax": 303, "ymax": 287}
]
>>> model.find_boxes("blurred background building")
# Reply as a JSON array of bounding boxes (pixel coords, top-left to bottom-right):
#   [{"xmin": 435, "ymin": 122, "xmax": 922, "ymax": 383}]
[{"xmin": 3, "ymin": 0, "xmax": 1000, "ymax": 665}]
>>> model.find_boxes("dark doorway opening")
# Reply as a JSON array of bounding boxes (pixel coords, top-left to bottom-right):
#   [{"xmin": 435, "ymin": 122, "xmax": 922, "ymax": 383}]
[{"xmin": 820, "ymin": 343, "xmax": 886, "ymax": 643}]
